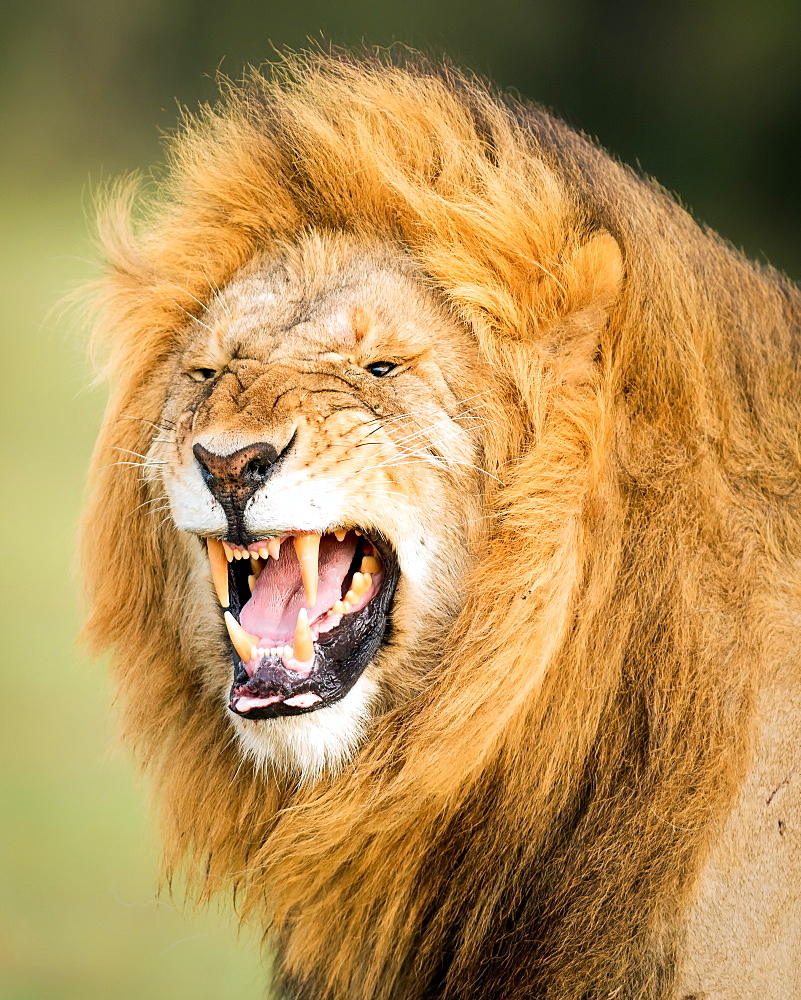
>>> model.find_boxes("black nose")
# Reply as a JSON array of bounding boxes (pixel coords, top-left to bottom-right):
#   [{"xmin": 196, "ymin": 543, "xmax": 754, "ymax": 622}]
[{"xmin": 193, "ymin": 441, "xmax": 279, "ymax": 494}]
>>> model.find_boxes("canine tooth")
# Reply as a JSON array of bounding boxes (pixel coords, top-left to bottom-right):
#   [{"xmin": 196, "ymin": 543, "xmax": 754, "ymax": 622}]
[
  {"xmin": 206, "ymin": 538, "xmax": 230, "ymax": 608},
  {"xmin": 247, "ymin": 574, "xmax": 256, "ymax": 593},
  {"xmin": 267, "ymin": 538, "xmax": 282, "ymax": 560},
  {"xmin": 223, "ymin": 611, "xmax": 261, "ymax": 662},
  {"xmin": 293, "ymin": 534, "xmax": 320, "ymax": 606},
  {"xmin": 334, "ymin": 529, "xmax": 347, "ymax": 542},
  {"xmin": 222, "ymin": 541, "xmax": 234, "ymax": 562},
  {"xmin": 360, "ymin": 555, "xmax": 381, "ymax": 574},
  {"xmin": 293, "ymin": 607, "xmax": 315, "ymax": 663}
]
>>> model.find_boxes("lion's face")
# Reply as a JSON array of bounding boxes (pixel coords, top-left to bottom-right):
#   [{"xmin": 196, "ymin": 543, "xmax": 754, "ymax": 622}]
[{"xmin": 151, "ymin": 233, "xmax": 490, "ymax": 775}]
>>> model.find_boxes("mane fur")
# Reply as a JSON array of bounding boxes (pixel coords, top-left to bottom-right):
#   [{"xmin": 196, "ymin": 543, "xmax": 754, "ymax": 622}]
[{"xmin": 83, "ymin": 49, "xmax": 801, "ymax": 999}]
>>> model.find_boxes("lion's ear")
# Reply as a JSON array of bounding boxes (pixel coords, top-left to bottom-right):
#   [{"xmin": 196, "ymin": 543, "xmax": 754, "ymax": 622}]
[{"xmin": 545, "ymin": 230, "xmax": 624, "ymax": 383}]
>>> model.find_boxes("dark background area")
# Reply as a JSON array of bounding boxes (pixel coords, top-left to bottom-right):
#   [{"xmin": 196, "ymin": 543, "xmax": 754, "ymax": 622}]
[
  {"xmin": 1, "ymin": 2, "xmax": 798, "ymax": 998},
  {"xmin": 5, "ymin": 0, "xmax": 801, "ymax": 274}
]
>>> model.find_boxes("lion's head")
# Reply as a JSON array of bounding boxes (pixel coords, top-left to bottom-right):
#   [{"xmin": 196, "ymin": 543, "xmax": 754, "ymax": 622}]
[
  {"xmin": 83, "ymin": 50, "xmax": 790, "ymax": 1000},
  {"xmin": 151, "ymin": 233, "xmax": 498, "ymax": 776}
]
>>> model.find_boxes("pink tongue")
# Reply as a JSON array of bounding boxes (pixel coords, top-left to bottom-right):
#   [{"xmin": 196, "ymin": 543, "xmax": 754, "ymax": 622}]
[{"xmin": 239, "ymin": 535, "xmax": 356, "ymax": 643}]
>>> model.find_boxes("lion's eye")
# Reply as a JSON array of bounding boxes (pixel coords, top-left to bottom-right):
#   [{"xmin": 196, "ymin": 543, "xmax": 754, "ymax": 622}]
[
  {"xmin": 187, "ymin": 368, "xmax": 217, "ymax": 382},
  {"xmin": 364, "ymin": 362, "xmax": 397, "ymax": 378}
]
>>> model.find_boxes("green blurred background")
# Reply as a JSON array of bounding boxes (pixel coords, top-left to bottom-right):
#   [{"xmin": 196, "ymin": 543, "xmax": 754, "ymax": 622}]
[{"xmin": 1, "ymin": 2, "xmax": 799, "ymax": 998}]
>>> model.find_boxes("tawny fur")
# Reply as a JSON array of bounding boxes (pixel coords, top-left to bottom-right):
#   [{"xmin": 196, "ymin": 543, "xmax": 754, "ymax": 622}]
[{"xmin": 82, "ymin": 50, "xmax": 801, "ymax": 999}]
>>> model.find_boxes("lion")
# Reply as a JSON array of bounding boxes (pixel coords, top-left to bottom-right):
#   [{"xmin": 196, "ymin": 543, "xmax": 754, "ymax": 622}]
[{"xmin": 83, "ymin": 51, "xmax": 801, "ymax": 999}]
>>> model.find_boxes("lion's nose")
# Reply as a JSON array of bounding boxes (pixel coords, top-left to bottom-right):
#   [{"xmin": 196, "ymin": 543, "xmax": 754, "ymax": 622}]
[{"xmin": 193, "ymin": 441, "xmax": 281, "ymax": 501}]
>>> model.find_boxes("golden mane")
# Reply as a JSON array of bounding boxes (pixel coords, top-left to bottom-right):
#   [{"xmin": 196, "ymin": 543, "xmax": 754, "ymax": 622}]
[{"xmin": 83, "ymin": 50, "xmax": 801, "ymax": 999}]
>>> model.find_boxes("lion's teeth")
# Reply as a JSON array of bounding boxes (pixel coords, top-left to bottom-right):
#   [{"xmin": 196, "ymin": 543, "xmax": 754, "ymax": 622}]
[
  {"xmin": 284, "ymin": 692, "xmax": 322, "ymax": 708},
  {"xmin": 206, "ymin": 538, "xmax": 230, "ymax": 607},
  {"xmin": 292, "ymin": 607, "xmax": 315, "ymax": 663},
  {"xmin": 257, "ymin": 546, "xmax": 270, "ymax": 560},
  {"xmin": 250, "ymin": 556, "xmax": 263, "ymax": 577},
  {"xmin": 332, "ymin": 600, "xmax": 347, "ymax": 614},
  {"xmin": 334, "ymin": 529, "xmax": 347, "ymax": 542},
  {"xmin": 360, "ymin": 555, "xmax": 381, "ymax": 574},
  {"xmin": 344, "ymin": 589, "xmax": 358, "ymax": 605},
  {"xmin": 222, "ymin": 541, "xmax": 234, "ymax": 563},
  {"xmin": 351, "ymin": 572, "xmax": 371, "ymax": 597},
  {"xmin": 247, "ymin": 574, "xmax": 256, "ymax": 593},
  {"xmin": 267, "ymin": 537, "xmax": 282, "ymax": 560},
  {"xmin": 250, "ymin": 645, "xmax": 258, "ymax": 661},
  {"xmin": 223, "ymin": 611, "xmax": 261, "ymax": 662},
  {"xmin": 293, "ymin": 533, "xmax": 320, "ymax": 605}
]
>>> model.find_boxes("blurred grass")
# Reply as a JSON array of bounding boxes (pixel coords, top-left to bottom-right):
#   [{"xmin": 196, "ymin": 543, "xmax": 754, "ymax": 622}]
[{"xmin": 0, "ymin": 189, "xmax": 266, "ymax": 999}]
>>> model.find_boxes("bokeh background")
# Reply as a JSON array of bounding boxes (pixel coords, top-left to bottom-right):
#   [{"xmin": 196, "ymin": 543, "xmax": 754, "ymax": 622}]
[{"xmin": 2, "ymin": 2, "xmax": 799, "ymax": 998}]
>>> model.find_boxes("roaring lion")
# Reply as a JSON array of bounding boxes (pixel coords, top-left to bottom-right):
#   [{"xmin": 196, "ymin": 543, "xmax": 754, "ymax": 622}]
[{"xmin": 83, "ymin": 51, "xmax": 801, "ymax": 999}]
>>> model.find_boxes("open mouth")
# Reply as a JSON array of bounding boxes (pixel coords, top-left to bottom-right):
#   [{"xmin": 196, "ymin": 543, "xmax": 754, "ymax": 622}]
[{"xmin": 205, "ymin": 530, "xmax": 399, "ymax": 718}]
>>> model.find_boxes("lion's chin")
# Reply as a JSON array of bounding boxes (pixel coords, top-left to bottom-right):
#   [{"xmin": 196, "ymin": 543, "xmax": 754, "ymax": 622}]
[
  {"xmin": 229, "ymin": 671, "xmax": 380, "ymax": 781},
  {"xmin": 202, "ymin": 528, "xmax": 399, "ymax": 721}
]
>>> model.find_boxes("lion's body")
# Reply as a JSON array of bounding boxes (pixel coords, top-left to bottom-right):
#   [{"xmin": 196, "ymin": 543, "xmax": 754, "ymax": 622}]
[
  {"xmin": 84, "ymin": 53, "xmax": 801, "ymax": 999},
  {"xmin": 678, "ymin": 670, "xmax": 801, "ymax": 997}
]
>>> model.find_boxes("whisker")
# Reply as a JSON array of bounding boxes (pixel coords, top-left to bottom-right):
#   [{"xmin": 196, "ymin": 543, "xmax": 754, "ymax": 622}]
[
  {"xmin": 146, "ymin": 505, "xmax": 173, "ymax": 517},
  {"xmin": 166, "ymin": 296, "xmax": 216, "ymax": 334},
  {"xmin": 364, "ymin": 447, "xmax": 503, "ymax": 484},
  {"xmin": 112, "ymin": 447, "xmax": 158, "ymax": 461},
  {"xmin": 389, "ymin": 407, "xmax": 496, "ymax": 448},
  {"xmin": 200, "ymin": 268, "xmax": 232, "ymax": 318},
  {"xmin": 165, "ymin": 281, "xmax": 213, "ymax": 317},
  {"xmin": 129, "ymin": 495, "xmax": 170, "ymax": 516},
  {"xmin": 360, "ymin": 394, "xmax": 498, "ymax": 443},
  {"xmin": 103, "ymin": 459, "xmax": 166, "ymax": 469},
  {"xmin": 351, "ymin": 490, "xmax": 410, "ymax": 499},
  {"xmin": 121, "ymin": 413, "xmax": 176, "ymax": 431}
]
